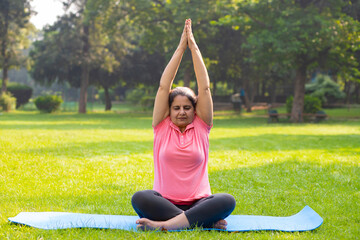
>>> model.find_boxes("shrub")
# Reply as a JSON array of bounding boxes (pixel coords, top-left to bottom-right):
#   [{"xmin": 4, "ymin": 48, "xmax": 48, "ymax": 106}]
[
  {"xmin": 126, "ymin": 88, "xmax": 145, "ymax": 104},
  {"xmin": 214, "ymin": 82, "xmax": 233, "ymax": 96},
  {"xmin": 286, "ymin": 95, "xmax": 322, "ymax": 114},
  {"xmin": 98, "ymin": 89, "xmax": 115, "ymax": 104},
  {"xmin": 140, "ymin": 96, "xmax": 155, "ymax": 110},
  {"xmin": 305, "ymin": 74, "xmax": 345, "ymax": 104},
  {"xmin": 7, "ymin": 83, "xmax": 33, "ymax": 108},
  {"xmin": 0, "ymin": 92, "xmax": 16, "ymax": 112},
  {"xmin": 34, "ymin": 95, "xmax": 63, "ymax": 113}
]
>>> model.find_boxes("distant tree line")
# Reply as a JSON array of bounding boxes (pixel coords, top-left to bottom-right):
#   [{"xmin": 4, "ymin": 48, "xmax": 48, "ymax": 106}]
[{"xmin": 1, "ymin": 0, "xmax": 359, "ymax": 121}]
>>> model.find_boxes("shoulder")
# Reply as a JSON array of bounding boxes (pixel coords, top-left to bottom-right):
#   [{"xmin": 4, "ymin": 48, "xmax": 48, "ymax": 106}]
[
  {"xmin": 194, "ymin": 115, "xmax": 212, "ymax": 133},
  {"xmin": 153, "ymin": 116, "xmax": 171, "ymax": 132}
]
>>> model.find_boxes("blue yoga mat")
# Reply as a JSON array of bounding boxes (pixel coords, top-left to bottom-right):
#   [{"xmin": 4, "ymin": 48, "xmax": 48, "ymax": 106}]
[{"xmin": 8, "ymin": 205, "xmax": 322, "ymax": 232}]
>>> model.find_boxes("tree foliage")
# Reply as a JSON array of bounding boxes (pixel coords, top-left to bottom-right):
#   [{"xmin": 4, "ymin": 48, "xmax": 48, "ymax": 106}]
[
  {"xmin": 0, "ymin": 0, "xmax": 33, "ymax": 94},
  {"xmin": 30, "ymin": 0, "xmax": 131, "ymax": 111},
  {"xmin": 217, "ymin": 0, "xmax": 360, "ymax": 121},
  {"xmin": 306, "ymin": 74, "xmax": 345, "ymax": 104},
  {"xmin": 27, "ymin": 0, "xmax": 360, "ymax": 114}
]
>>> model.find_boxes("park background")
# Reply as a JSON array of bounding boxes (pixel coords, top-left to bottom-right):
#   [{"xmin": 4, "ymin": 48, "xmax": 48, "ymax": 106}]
[{"xmin": 1, "ymin": 0, "xmax": 359, "ymax": 239}]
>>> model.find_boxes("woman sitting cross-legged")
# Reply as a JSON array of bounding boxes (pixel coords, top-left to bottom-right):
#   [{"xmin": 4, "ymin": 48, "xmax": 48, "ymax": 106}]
[{"xmin": 131, "ymin": 19, "xmax": 236, "ymax": 231}]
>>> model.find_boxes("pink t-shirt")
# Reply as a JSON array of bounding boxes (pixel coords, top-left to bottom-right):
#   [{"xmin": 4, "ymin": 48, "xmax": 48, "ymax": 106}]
[{"xmin": 153, "ymin": 115, "xmax": 212, "ymax": 205}]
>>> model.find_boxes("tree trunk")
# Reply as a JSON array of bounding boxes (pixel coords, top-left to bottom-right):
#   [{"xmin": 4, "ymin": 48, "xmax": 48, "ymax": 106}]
[
  {"xmin": 243, "ymin": 78, "xmax": 252, "ymax": 112},
  {"xmin": 261, "ymin": 80, "xmax": 265, "ymax": 97},
  {"xmin": 269, "ymin": 79, "xmax": 276, "ymax": 104},
  {"xmin": 290, "ymin": 64, "xmax": 307, "ymax": 122},
  {"xmin": 78, "ymin": 24, "xmax": 90, "ymax": 114},
  {"xmin": 182, "ymin": 51, "xmax": 193, "ymax": 88},
  {"xmin": 1, "ymin": 11, "xmax": 9, "ymax": 94},
  {"xmin": 184, "ymin": 64, "xmax": 191, "ymax": 88},
  {"xmin": 355, "ymin": 82, "xmax": 360, "ymax": 104},
  {"xmin": 212, "ymin": 78, "xmax": 217, "ymax": 96},
  {"xmin": 104, "ymin": 86, "xmax": 112, "ymax": 111},
  {"xmin": 1, "ymin": 61, "xmax": 9, "ymax": 94},
  {"xmin": 344, "ymin": 79, "xmax": 351, "ymax": 104}
]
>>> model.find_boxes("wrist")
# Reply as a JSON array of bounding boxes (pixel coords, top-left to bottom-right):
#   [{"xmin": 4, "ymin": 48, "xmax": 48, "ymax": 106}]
[
  {"xmin": 190, "ymin": 45, "xmax": 199, "ymax": 52},
  {"xmin": 177, "ymin": 46, "xmax": 186, "ymax": 53}
]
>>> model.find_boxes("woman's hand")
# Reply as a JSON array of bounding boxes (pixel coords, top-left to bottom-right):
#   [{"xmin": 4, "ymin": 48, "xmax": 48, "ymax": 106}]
[
  {"xmin": 185, "ymin": 19, "xmax": 198, "ymax": 51},
  {"xmin": 178, "ymin": 20, "xmax": 188, "ymax": 51}
]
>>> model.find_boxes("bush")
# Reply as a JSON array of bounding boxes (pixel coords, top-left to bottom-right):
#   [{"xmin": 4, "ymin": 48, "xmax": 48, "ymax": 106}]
[
  {"xmin": 126, "ymin": 88, "xmax": 145, "ymax": 104},
  {"xmin": 0, "ymin": 92, "xmax": 16, "ymax": 112},
  {"xmin": 98, "ymin": 89, "xmax": 115, "ymax": 104},
  {"xmin": 286, "ymin": 95, "xmax": 322, "ymax": 114},
  {"xmin": 140, "ymin": 96, "xmax": 155, "ymax": 110},
  {"xmin": 7, "ymin": 83, "xmax": 33, "ymax": 108},
  {"xmin": 305, "ymin": 74, "xmax": 345, "ymax": 104},
  {"xmin": 34, "ymin": 95, "xmax": 63, "ymax": 113}
]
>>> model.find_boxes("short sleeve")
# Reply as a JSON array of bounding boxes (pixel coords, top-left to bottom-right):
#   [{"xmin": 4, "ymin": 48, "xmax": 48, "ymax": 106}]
[
  {"xmin": 194, "ymin": 115, "xmax": 212, "ymax": 134},
  {"xmin": 153, "ymin": 116, "xmax": 170, "ymax": 134}
]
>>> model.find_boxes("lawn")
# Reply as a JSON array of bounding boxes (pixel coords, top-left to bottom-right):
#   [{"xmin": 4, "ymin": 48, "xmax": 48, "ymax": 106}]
[{"xmin": 0, "ymin": 108, "xmax": 359, "ymax": 239}]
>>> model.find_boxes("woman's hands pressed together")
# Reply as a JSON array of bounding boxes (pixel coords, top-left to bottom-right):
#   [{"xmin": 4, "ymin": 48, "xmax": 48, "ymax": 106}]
[
  {"xmin": 178, "ymin": 19, "xmax": 198, "ymax": 52},
  {"xmin": 185, "ymin": 19, "xmax": 198, "ymax": 52},
  {"xmin": 178, "ymin": 20, "xmax": 188, "ymax": 51}
]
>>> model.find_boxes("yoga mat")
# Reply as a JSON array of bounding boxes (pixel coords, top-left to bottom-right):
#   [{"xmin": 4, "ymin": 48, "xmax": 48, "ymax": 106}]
[{"xmin": 8, "ymin": 205, "xmax": 322, "ymax": 232}]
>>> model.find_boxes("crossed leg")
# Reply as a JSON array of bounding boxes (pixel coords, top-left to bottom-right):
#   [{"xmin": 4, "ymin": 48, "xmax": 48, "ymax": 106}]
[{"xmin": 131, "ymin": 190, "xmax": 236, "ymax": 230}]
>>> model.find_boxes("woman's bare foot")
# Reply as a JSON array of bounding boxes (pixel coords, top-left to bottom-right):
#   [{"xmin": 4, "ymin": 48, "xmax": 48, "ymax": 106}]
[
  {"xmin": 136, "ymin": 218, "xmax": 165, "ymax": 231},
  {"xmin": 213, "ymin": 219, "xmax": 227, "ymax": 230},
  {"xmin": 136, "ymin": 213, "xmax": 190, "ymax": 231}
]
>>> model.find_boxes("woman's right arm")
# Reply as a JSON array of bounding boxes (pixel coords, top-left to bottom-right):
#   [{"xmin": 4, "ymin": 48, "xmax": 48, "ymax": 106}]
[{"xmin": 152, "ymin": 23, "xmax": 187, "ymax": 127}]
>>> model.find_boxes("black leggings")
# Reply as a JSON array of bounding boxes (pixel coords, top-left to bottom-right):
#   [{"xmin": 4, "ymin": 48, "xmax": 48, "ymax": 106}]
[{"xmin": 131, "ymin": 190, "xmax": 236, "ymax": 228}]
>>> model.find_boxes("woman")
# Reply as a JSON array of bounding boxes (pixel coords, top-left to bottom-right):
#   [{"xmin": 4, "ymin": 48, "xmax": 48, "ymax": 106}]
[{"xmin": 131, "ymin": 19, "xmax": 236, "ymax": 231}]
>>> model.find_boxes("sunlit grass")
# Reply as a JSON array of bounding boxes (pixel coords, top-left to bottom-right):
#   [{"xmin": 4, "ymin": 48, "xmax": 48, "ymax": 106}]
[{"xmin": 0, "ymin": 111, "xmax": 359, "ymax": 239}]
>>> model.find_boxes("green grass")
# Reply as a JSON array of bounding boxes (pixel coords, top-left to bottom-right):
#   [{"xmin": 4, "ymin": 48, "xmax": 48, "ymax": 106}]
[
  {"xmin": 259, "ymin": 105, "xmax": 360, "ymax": 119},
  {"xmin": 20, "ymin": 101, "xmax": 146, "ymax": 113},
  {"xmin": 0, "ymin": 109, "xmax": 359, "ymax": 239}
]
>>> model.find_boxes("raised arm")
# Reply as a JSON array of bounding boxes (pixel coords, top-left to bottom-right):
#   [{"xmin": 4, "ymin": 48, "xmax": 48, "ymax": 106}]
[
  {"xmin": 186, "ymin": 19, "xmax": 213, "ymax": 126},
  {"xmin": 152, "ymin": 23, "xmax": 187, "ymax": 127}
]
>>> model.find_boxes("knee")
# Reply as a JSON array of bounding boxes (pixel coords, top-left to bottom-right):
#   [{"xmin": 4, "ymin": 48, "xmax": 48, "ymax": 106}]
[
  {"xmin": 131, "ymin": 190, "xmax": 159, "ymax": 209},
  {"xmin": 217, "ymin": 193, "xmax": 236, "ymax": 213}
]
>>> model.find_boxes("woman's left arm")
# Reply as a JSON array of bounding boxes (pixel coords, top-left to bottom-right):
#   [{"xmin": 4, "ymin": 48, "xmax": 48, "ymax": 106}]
[{"xmin": 186, "ymin": 19, "xmax": 213, "ymax": 126}]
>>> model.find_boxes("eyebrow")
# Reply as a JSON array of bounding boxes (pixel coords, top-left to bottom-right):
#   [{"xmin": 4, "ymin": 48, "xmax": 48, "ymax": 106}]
[{"xmin": 172, "ymin": 104, "xmax": 192, "ymax": 108}]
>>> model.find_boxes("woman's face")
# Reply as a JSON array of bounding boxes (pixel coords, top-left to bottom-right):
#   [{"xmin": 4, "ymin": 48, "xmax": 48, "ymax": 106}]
[{"xmin": 170, "ymin": 95, "xmax": 195, "ymax": 132}]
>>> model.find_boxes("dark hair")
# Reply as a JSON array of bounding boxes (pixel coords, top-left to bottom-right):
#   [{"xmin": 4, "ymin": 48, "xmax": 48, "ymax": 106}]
[{"xmin": 169, "ymin": 87, "xmax": 197, "ymax": 108}]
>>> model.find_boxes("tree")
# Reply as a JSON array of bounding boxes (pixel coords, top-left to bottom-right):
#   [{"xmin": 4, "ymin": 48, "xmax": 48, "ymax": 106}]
[
  {"xmin": 124, "ymin": 0, "xmax": 221, "ymax": 88},
  {"xmin": 218, "ymin": 0, "xmax": 360, "ymax": 121},
  {"xmin": 31, "ymin": 0, "xmax": 129, "ymax": 112},
  {"xmin": 120, "ymin": 47, "xmax": 165, "ymax": 90},
  {"xmin": 30, "ymin": 13, "xmax": 83, "ymax": 88},
  {"xmin": 53, "ymin": 0, "xmax": 123, "ymax": 113},
  {"xmin": 89, "ymin": 1, "xmax": 132, "ymax": 110},
  {"xmin": 0, "ymin": 0, "xmax": 32, "ymax": 94}
]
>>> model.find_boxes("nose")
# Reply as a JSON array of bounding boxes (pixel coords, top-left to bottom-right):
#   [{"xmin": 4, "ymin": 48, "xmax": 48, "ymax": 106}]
[{"xmin": 179, "ymin": 107, "xmax": 186, "ymax": 115}]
